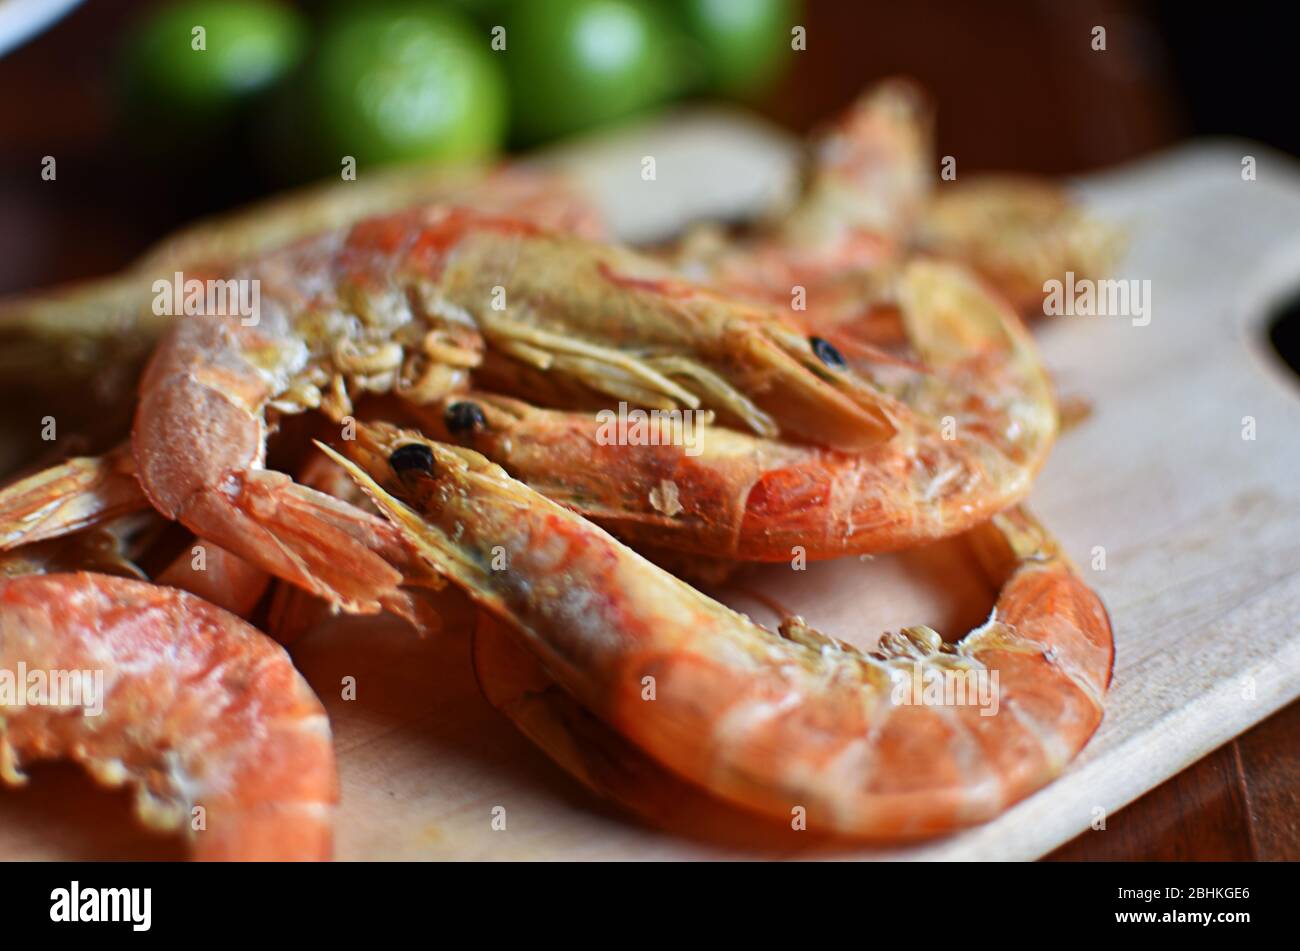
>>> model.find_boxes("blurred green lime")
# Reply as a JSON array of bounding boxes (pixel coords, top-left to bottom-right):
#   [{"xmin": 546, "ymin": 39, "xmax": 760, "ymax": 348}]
[
  {"xmin": 503, "ymin": 0, "xmax": 681, "ymax": 144},
  {"xmin": 302, "ymin": 4, "xmax": 507, "ymax": 168},
  {"xmin": 120, "ymin": 0, "xmax": 306, "ymax": 130},
  {"xmin": 671, "ymin": 0, "xmax": 798, "ymax": 95},
  {"xmin": 444, "ymin": 0, "xmax": 510, "ymax": 21}
]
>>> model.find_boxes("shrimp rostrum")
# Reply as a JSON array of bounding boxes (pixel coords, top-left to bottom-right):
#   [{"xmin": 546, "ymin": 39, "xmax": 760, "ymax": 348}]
[{"xmin": 327, "ymin": 424, "xmax": 1112, "ymax": 839}]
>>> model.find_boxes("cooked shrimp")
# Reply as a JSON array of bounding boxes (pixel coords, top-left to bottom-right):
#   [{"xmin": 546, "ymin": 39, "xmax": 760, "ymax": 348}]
[
  {"xmin": 0, "ymin": 166, "xmax": 603, "ymax": 388},
  {"xmin": 0, "ymin": 572, "xmax": 337, "ymax": 859},
  {"xmin": 419, "ymin": 259, "xmax": 1056, "ymax": 559},
  {"xmin": 326, "ymin": 423, "xmax": 1112, "ymax": 838},
  {"xmin": 918, "ymin": 174, "xmax": 1123, "ymax": 315},
  {"xmin": 669, "ymin": 79, "xmax": 1118, "ymax": 341},
  {"xmin": 131, "ymin": 197, "xmax": 900, "ymax": 611},
  {"xmin": 670, "ymin": 78, "xmax": 932, "ymax": 317}
]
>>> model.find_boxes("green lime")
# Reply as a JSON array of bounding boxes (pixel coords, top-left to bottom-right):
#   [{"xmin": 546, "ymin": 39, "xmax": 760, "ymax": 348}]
[
  {"xmin": 120, "ymin": 0, "xmax": 306, "ymax": 125},
  {"xmin": 502, "ymin": 0, "xmax": 680, "ymax": 144},
  {"xmin": 304, "ymin": 4, "xmax": 507, "ymax": 168},
  {"xmin": 671, "ymin": 0, "xmax": 798, "ymax": 95},
  {"xmin": 444, "ymin": 0, "xmax": 510, "ymax": 22}
]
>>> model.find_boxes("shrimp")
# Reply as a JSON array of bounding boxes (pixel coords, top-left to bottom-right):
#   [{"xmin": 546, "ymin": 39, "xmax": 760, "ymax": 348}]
[
  {"xmin": 325, "ymin": 423, "xmax": 1111, "ymax": 838},
  {"xmin": 0, "ymin": 572, "xmax": 337, "ymax": 859},
  {"xmin": 917, "ymin": 174, "xmax": 1123, "ymax": 316},
  {"xmin": 0, "ymin": 165, "xmax": 603, "ymax": 389},
  {"xmin": 670, "ymin": 78, "xmax": 932, "ymax": 310},
  {"xmin": 669, "ymin": 79, "xmax": 1119, "ymax": 341},
  {"xmin": 130, "ymin": 199, "xmax": 898, "ymax": 612},
  {"xmin": 417, "ymin": 258, "xmax": 1055, "ymax": 560}
]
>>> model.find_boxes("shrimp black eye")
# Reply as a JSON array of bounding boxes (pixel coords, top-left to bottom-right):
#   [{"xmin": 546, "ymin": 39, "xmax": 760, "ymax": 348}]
[
  {"xmin": 810, "ymin": 336, "xmax": 846, "ymax": 370},
  {"xmin": 444, "ymin": 401, "xmax": 487, "ymax": 436},
  {"xmin": 389, "ymin": 443, "xmax": 435, "ymax": 477}
]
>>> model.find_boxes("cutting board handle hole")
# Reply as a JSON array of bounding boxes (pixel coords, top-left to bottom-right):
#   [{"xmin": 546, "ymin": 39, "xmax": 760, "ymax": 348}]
[{"xmin": 1266, "ymin": 292, "xmax": 1300, "ymax": 382}]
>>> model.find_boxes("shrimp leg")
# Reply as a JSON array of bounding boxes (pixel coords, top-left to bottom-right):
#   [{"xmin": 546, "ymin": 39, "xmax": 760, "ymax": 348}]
[{"xmin": 0, "ymin": 572, "xmax": 337, "ymax": 859}]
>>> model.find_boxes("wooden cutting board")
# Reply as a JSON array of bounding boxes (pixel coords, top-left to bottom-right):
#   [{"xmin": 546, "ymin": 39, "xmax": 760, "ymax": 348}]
[{"xmin": 3, "ymin": 113, "xmax": 1298, "ymax": 861}]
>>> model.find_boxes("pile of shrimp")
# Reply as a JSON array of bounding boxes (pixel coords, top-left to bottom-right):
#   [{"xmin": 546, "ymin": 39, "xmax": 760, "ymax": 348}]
[{"xmin": 0, "ymin": 79, "xmax": 1116, "ymax": 858}]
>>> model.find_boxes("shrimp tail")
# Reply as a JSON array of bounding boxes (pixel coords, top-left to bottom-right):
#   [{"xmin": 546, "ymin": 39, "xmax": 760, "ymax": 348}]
[
  {"xmin": 169, "ymin": 470, "xmax": 416, "ymax": 614},
  {"xmin": 0, "ymin": 446, "xmax": 147, "ymax": 550}
]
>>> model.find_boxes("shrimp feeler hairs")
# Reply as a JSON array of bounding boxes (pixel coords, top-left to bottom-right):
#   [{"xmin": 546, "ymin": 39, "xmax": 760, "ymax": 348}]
[{"xmin": 324, "ymin": 423, "xmax": 1111, "ymax": 840}]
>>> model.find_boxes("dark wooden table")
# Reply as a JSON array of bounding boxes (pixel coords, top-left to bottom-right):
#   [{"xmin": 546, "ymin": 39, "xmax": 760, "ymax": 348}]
[{"xmin": 1049, "ymin": 701, "xmax": 1298, "ymax": 860}]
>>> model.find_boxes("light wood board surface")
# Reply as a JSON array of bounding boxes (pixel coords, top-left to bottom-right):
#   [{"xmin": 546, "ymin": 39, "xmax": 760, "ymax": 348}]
[{"xmin": 2, "ymin": 113, "xmax": 1298, "ymax": 861}]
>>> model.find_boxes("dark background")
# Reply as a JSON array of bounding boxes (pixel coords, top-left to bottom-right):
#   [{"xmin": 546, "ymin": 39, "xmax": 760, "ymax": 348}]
[
  {"xmin": 0, "ymin": 0, "xmax": 1294, "ymax": 295},
  {"xmin": 0, "ymin": 0, "xmax": 1294, "ymax": 861}
]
